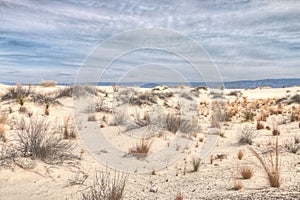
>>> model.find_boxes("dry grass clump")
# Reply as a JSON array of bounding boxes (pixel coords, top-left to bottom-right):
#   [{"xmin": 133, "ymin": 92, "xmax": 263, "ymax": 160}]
[
  {"xmin": 238, "ymin": 125, "xmax": 256, "ymax": 145},
  {"xmin": 233, "ymin": 180, "xmax": 243, "ymax": 190},
  {"xmin": 129, "ymin": 138, "xmax": 152, "ymax": 159},
  {"xmin": 40, "ymin": 80, "xmax": 57, "ymax": 87},
  {"xmin": 81, "ymin": 169, "xmax": 128, "ymax": 200},
  {"xmin": 237, "ymin": 149, "xmax": 244, "ymax": 160},
  {"xmin": 17, "ymin": 116, "xmax": 74, "ymax": 162},
  {"xmin": 256, "ymin": 120, "xmax": 264, "ymax": 130},
  {"xmin": 249, "ymin": 136, "xmax": 281, "ymax": 187},
  {"xmin": 239, "ymin": 166, "xmax": 254, "ymax": 179},
  {"xmin": 166, "ymin": 111, "xmax": 181, "ymax": 133},
  {"xmin": 133, "ymin": 110, "xmax": 151, "ymax": 127}
]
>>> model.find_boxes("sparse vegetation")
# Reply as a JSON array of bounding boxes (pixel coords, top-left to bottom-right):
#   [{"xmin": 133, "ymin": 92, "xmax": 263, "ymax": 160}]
[
  {"xmin": 249, "ymin": 136, "xmax": 281, "ymax": 187},
  {"xmin": 81, "ymin": 169, "xmax": 128, "ymax": 200}
]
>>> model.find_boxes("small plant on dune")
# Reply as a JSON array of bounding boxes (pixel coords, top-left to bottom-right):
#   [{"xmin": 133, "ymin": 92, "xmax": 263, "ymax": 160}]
[
  {"xmin": 242, "ymin": 110, "xmax": 255, "ymax": 122},
  {"xmin": 0, "ymin": 123, "xmax": 7, "ymax": 143},
  {"xmin": 17, "ymin": 95, "xmax": 26, "ymax": 112},
  {"xmin": 192, "ymin": 157, "xmax": 201, "ymax": 172},
  {"xmin": 17, "ymin": 116, "xmax": 74, "ymax": 162},
  {"xmin": 175, "ymin": 192, "xmax": 183, "ymax": 200},
  {"xmin": 237, "ymin": 149, "xmax": 244, "ymax": 160},
  {"xmin": 81, "ymin": 169, "xmax": 128, "ymax": 200},
  {"xmin": 166, "ymin": 111, "xmax": 181, "ymax": 133},
  {"xmin": 249, "ymin": 136, "xmax": 281, "ymax": 187},
  {"xmin": 233, "ymin": 180, "xmax": 243, "ymax": 190},
  {"xmin": 64, "ymin": 114, "xmax": 76, "ymax": 139},
  {"xmin": 272, "ymin": 120, "xmax": 280, "ymax": 136},
  {"xmin": 45, "ymin": 102, "xmax": 50, "ymax": 116},
  {"xmin": 129, "ymin": 138, "xmax": 152, "ymax": 159},
  {"xmin": 256, "ymin": 120, "xmax": 264, "ymax": 130},
  {"xmin": 238, "ymin": 125, "xmax": 256, "ymax": 145},
  {"xmin": 239, "ymin": 166, "xmax": 254, "ymax": 179}
]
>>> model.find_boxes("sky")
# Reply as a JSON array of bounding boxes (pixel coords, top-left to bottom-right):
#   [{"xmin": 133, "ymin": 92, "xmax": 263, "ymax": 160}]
[{"xmin": 0, "ymin": 0, "xmax": 299, "ymax": 83}]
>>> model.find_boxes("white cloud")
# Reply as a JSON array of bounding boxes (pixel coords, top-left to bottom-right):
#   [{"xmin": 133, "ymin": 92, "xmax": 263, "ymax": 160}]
[{"xmin": 0, "ymin": 0, "xmax": 299, "ymax": 82}]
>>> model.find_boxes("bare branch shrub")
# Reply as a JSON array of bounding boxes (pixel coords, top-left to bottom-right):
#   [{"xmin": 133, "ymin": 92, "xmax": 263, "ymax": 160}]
[
  {"xmin": 17, "ymin": 116, "xmax": 74, "ymax": 163},
  {"xmin": 81, "ymin": 169, "xmax": 128, "ymax": 200},
  {"xmin": 238, "ymin": 125, "xmax": 256, "ymax": 145}
]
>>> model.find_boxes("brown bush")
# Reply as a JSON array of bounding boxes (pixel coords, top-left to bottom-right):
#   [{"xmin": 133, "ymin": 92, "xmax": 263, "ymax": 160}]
[{"xmin": 239, "ymin": 166, "xmax": 254, "ymax": 179}]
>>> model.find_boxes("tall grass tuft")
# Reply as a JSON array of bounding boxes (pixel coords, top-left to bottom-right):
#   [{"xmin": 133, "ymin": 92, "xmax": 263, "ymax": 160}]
[{"xmin": 249, "ymin": 136, "xmax": 281, "ymax": 187}]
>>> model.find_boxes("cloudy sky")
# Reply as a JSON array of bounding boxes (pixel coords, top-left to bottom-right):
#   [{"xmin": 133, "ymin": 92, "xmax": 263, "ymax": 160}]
[{"xmin": 0, "ymin": 0, "xmax": 299, "ymax": 83}]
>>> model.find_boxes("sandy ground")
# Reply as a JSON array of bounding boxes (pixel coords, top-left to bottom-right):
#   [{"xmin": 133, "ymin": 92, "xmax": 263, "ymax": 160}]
[{"xmin": 0, "ymin": 84, "xmax": 299, "ymax": 199}]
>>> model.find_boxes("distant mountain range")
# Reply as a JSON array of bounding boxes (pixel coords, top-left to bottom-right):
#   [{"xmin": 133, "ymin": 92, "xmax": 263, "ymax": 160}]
[{"xmin": 1, "ymin": 78, "xmax": 300, "ymax": 89}]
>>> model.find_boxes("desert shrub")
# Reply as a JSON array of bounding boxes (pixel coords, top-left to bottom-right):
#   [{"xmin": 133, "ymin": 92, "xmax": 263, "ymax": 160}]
[
  {"xmin": 156, "ymin": 91, "xmax": 174, "ymax": 100},
  {"xmin": 112, "ymin": 110, "xmax": 126, "ymax": 126},
  {"xmin": 1, "ymin": 83, "xmax": 31, "ymax": 101},
  {"xmin": 287, "ymin": 94, "xmax": 300, "ymax": 104},
  {"xmin": 242, "ymin": 110, "xmax": 255, "ymax": 122},
  {"xmin": 227, "ymin": 90, "xmax": 242, "ymax": 96},
  {"xmin": 129, "ymin": 91, "xmax": 156, "ymax": 106},
  {"xmin": 0, "ymin": 143, "xmax": 19, "ymax": 167},
  {"xmin": 40, "ymin": 80, "xmax": 57, "ymax": 87},
  {"xmin": 81, "ymin": 169, "xmax": 128, "ymax": 200},
  {"xmin": 180, "ymin": 93, "xmax": 193, "ymax": 100},
  {"xmin": 17, "ymin": 116, "xmax": 74, "ymax": 162},
  {"xmin": 179, "ymin": 117, "xmax": 198, "ymax": 134},
  {"xmin": 211, "ymin": 107, "xmax": 225, "ymax": 128},
  {"xmin": 56, "ymin": 85, "xmax": 95, "ymax": 99},
  {"xmin": 192, "ymin": 157, "xmax": 201, "ymax": 172},
  {"xmin": 129, "ymin": 139, "xmax": 152, "ymax": 159},
  {"xmin": 238, "ymin": 125, "xmax": 256, "ymax": 145},
  {"xmin": 249, "ymin": 136, "xmax": 281, "ymax": 187},
  {"xmin": 239, "ymin": 166, "xmax": 254, "ymax": 179},
  {"xmin": 165, "ymin": 111, "xmax": 181, "ymax": 133},
  {"xmin": 133, "ymin": 110, "xmax": 151, "ymax": 127}
]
